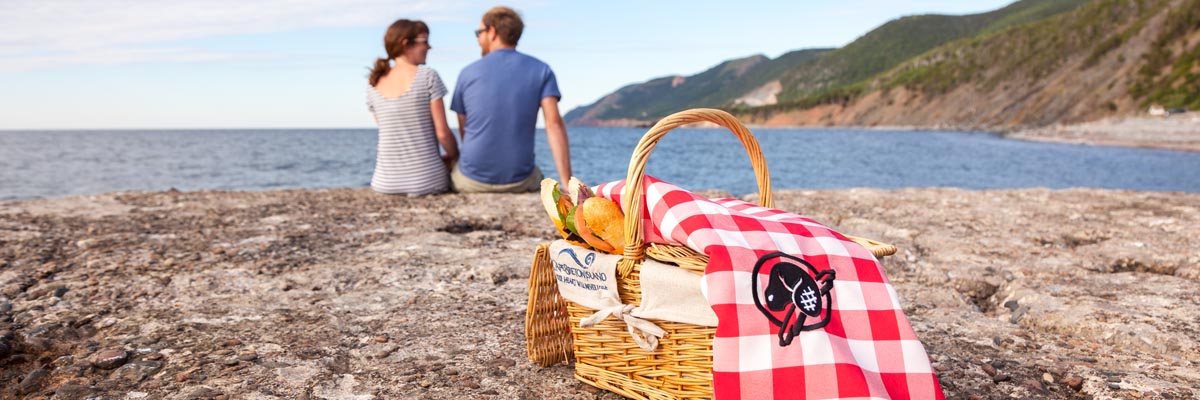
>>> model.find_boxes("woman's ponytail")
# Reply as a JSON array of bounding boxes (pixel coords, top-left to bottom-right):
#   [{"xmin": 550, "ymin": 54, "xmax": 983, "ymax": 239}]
[
  {"xmin": 368, "ymin": 19, "xmax": 429, "ymax": 86},
  {"xmin": 369, "ymin": 57, "xmax": 391, "ymax": 86}
]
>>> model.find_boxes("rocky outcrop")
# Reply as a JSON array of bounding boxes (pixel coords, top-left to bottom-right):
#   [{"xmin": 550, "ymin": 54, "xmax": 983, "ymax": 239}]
[{"xmin": 1, "ymin": 187, "xmax": 1197, "ymax": 398}]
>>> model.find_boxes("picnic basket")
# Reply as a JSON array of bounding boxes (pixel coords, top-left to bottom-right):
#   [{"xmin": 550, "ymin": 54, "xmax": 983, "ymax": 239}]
[{"xmin": 525, "ymin": 108, "xmax": 897, "ymax": 399}]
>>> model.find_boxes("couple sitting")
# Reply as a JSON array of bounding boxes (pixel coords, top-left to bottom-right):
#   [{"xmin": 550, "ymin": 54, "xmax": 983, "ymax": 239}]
[{"xmin": 366, "ymin": 6, "xmax": 571, "ymax": 196}]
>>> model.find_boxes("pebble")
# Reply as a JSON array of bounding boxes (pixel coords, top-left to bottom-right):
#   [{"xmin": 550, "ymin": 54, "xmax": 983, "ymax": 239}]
[
  {"xmin": 18, "ymin": 368, "xmax": 48, "ymax": 394},
  {"xmin": 52, "ymin": 355, "xmax": 75, "ymax": 368},
  {"xmin": 1065, "ymin": 374, "xmax": 1084, "ymax": 389},
  {"xmin": 1042, "ymin": 372, "xmax": 1054, "ymax": 384},
  {"xmin": 223, "ymin": 359, "xmax": 240, "ymax": 366},
  {"xmin": 992, "ymin": 374, "xmax": 1011, "ymax": 383},
  {"xmin": 1023, "ymin": 379, "xmax": 1045, "ymax": 393},
  {"xmin": 1108, "ymin": 382, "xmax": 1122, "ymax": 390},
  {"xmin": 53, "ymin": 383, "xmax": 97, "ymax": 398},
  {"xmin": 374, "ymin": 346, "xmax": 398, "ymax": 359},
  {"xmin": 237, "ymin": 352, "xmax": 258, "ymax": 362},
  {"xmin": 982, "ymin": 364, "xmax": 997, "ymax": 376},
  {"xmin": 111, "ymin": 360, "xmax": 164, "ymax": 383},
  {"xmin": 444, "ymin": 369, "xmax": 460, "ymax": 376},
  {"xmin": 183, "ymin": 387, "xmax": 221, "ymax": 400},
  {"xmin": 374, "ymin": 335, "xmax": 389, "ymax": 343},
  {"xmin": 213, "ymin": 349, "xmax": 234, "ymax": 356},
  {"xmin": 92, "ymin": 349, "xmax": 129, "ymax": 370},
  {"xmin": 222, "ymin": 338, "xmax": 242, "ymax": 347}
]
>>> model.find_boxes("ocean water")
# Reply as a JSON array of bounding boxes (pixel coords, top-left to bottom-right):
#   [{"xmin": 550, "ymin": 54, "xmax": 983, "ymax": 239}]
[{"xmin": 1, "ymin": 127, "xmax": 1198, "ymax": 200}]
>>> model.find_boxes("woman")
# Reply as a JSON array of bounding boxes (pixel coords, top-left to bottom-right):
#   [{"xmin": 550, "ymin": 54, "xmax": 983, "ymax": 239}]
[{"xmin": 366, "ymin": 19, "xmax": 458, "ymax": 196}]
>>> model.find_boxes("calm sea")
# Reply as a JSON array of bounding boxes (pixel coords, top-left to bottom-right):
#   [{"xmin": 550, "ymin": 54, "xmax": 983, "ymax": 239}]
[{"xmin": 1, "ymin": 127, "xmax": 1198, "ymax": 200}]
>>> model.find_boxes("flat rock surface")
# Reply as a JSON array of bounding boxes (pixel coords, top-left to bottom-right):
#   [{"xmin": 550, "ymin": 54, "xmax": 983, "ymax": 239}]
[{"xmin": 1, "ymin": 188, "xmax": 1197, "ymax": 399}]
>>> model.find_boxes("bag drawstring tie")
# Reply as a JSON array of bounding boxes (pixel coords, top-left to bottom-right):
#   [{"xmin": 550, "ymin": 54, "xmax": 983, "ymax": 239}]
[{"xmin": 579, "ymin": 304, "xmax": 666, "ymax": 351}]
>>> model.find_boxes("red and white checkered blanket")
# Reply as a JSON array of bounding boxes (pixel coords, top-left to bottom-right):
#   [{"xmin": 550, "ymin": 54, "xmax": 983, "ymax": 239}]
[{"xmin": 595, "ymin": 177, "xmax": 944, "ymax": 400}]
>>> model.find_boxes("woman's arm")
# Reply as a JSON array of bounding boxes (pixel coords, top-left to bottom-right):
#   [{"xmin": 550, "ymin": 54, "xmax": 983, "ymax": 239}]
[{"xmin": 430, "ymin": 98, "xmax": 458, "ymax": 169}]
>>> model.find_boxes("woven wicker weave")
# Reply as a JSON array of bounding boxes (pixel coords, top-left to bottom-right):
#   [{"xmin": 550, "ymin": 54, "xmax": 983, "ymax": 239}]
[
  {"xmin": 525, "ymin": 108, "xmax": 898, "ymax": 399},
  {"xmin": 525, "ymin": 244, "xmax": 573, "ymax": 367}
]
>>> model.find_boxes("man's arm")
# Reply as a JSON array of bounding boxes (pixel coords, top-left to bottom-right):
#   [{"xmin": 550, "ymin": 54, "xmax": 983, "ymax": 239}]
[{"xmin": 540, "ymin": 96, "xmax": 571, "ymax": 186}]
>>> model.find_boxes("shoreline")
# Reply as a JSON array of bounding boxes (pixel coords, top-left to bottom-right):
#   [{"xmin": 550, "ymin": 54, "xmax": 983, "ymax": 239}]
[
  {"xmin": 1005, "ymin": 115, "xmax": 1200, "ymax": 153},
  {"xmin": 612, "ymin": 114, "xmax": 1200, "ymax": 153},
  {"xmin": 1, "ymin": 187, "xmax": 1198, "ymax": 398}
]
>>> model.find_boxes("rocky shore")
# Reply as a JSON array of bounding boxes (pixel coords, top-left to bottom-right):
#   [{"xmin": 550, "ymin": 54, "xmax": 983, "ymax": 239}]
[
  {"xmin": 1007, "ymin": 115, "xmax": 1200, "ymax": 152},
  {"xmin": 1, "ymin": 187, "xmax": 1198, "ymax": 399}
]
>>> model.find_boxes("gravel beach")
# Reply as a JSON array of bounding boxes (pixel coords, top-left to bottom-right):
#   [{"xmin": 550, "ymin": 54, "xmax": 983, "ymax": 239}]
[{"xmin": 1, "ymin": 188, "xmax": 1198, "ymax": 399}]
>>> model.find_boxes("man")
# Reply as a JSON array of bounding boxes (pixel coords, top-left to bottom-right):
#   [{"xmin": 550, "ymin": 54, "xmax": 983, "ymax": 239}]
[{"xmin": 450, "ymin": 6, "xmax": 572, "ymax": 192}]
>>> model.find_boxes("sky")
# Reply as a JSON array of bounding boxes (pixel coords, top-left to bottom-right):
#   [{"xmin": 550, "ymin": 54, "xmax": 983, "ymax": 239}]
[{"xmin": 0, "ymin": 0, "xmax": 1014, "ymax": 130}]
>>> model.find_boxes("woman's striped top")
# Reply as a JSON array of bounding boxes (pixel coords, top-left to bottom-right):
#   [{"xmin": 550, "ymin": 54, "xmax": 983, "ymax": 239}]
[{"xmin": 366, "ymin": 66, "xmax": 449, "ymax": 196}]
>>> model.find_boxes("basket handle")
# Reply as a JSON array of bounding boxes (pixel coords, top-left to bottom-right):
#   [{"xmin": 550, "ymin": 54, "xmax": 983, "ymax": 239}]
[{"xmin": 619, "ymin": 108, "xmax": 773, "ymax": 274}]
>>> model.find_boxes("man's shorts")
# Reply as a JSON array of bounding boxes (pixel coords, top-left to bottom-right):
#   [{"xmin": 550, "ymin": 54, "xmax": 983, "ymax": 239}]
[{"xmin": 451, "ymin": 164, "xmax": 542, "ymax": 193}]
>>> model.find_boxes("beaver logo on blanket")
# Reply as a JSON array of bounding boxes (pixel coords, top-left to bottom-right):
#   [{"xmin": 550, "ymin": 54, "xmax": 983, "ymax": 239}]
[{"xmin": 752, "ymin": 252, "xmax": 836, "ymax": 346}]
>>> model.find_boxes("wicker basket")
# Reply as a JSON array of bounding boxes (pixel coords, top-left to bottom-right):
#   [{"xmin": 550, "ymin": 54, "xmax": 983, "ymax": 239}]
[{"xmin": 525, "ymin": 108, "xmax": 897, "ymax": 399}]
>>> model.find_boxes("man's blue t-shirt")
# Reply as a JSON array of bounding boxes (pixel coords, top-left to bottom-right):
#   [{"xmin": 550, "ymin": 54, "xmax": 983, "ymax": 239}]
[{"xmin": 450, "ymin": 49, "xmax": 561, "ymax": 184}]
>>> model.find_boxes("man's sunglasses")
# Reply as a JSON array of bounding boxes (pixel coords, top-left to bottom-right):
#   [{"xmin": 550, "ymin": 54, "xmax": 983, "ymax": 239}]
[{"xmin": 474, "ymin": 27, "xmax": 487, "ymax": 37}]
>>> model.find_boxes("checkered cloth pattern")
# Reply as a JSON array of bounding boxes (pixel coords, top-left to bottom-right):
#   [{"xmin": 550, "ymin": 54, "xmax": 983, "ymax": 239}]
[{"xmin": 595, "ymin": 176, "xmax": 944, "ymax": 400}]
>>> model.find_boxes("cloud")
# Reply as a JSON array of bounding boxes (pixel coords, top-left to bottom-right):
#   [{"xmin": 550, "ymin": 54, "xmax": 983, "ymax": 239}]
[
  {"xmin": 0, "ymin": 0, "xmax": 476, "ymax": 71},
  {"xmin": 0, "ymin": 47, "xmax": 279, "ymax": 73}
]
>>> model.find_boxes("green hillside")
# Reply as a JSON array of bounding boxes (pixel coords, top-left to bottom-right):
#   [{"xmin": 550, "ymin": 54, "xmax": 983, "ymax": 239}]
[
  {"xmin": 1130, "ymin": 0, "xmax": 1200, "ymax": 110},
  {"xmin": 564, "ymin": 49, "xmax": 829, "ymax": 124},
  {"xmin": 566, "ymin": 0, "xmax": 1089, "ymax": 125},
  {"xmin": 772, "ymin": 0, "xmax": 1089, "ymax": 106},
  {"xmin": 880, "ymin": 0, "xmax": 1199, "ymax": 110}
]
